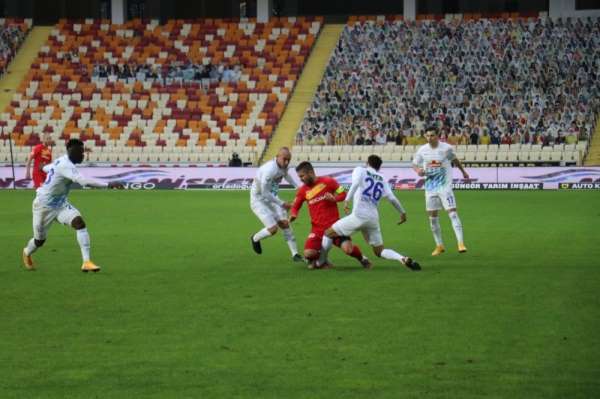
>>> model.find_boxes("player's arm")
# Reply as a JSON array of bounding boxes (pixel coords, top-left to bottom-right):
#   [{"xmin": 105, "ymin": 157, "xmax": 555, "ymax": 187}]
[
  {"xmin": 62, "ymin": 166, "xmax": 123, "ymax": 189},
  {"xmin": 259, "ymin": 172, "xmax": 289, "ymax": 209},
  {"xmin": 289, "ymin": 188, "xmax": 305, "ymax": 223},
  {"xmin": 25, "ymin": 152, "xmax": 34, "ymax": 179},
  {"xmin": 343, "ymin": 168, "xmax": 363, "ymax": 214},
  {"xmin": 330, "ymin": 178, "xmax": 347, "ymax": 202},
  {"xmin": 383, "ymin": 182, "xmax": 407, "ymax": 224},
  {"xmin": 412, "ymin": 151, "xmax": 425, "ymax": 176},
  {"xmin": 283, "ymin": 171, "xmax": 298, "ymax": 189},
  {"xmin": 447, "ymin": 147, "xmax": 469, "ymax": 179}
]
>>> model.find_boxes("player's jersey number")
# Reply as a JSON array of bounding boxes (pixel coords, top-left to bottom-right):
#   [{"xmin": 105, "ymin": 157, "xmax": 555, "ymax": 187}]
[
  {"xmin": 362, "ymin": 177, "xmax": 383, "ymax": 202},
  {"xmin": 43, "ymin": 168, "xmax": 54, "ymax": 185},
  {"xmin": 43, "ymin": 159, "xmax": 60, "ymax": 185}
]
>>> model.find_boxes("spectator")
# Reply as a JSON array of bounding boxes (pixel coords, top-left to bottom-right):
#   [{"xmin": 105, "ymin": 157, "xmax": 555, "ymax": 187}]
[
  {"xmin": 229, "ymin": 153, "xmax": 242, "ymax": 167},
  {"xmin": 469, "ymin": 129, "xmax": 480, "ymax": 145},
  {"xmin": 297, "ymin": 18, "xmax": 600, "ymax": 146}
]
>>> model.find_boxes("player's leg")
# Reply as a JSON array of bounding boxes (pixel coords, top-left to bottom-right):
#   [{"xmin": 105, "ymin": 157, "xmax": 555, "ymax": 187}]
[
  {"xmin": 364, "ymin": 221, "xmax": 421, "ymax": 271},
  {"xmin": 304, "ymin": 232, "xmax": 322, "ymax": 269},
  {"xmin": 427, "ymin": 192, "xmax": 445, "ymax": 256},
  {"xmin": 57, "ymin": 203, "xmax": 99, "ymax": 272},
  {"xmin": 446, "ymin": 208, "xmax": 466, "ymax": 252},
  {"xmin": 318, "ymin": 215, "xmax": 361, "ymax": 267},
  {"xmin": 277, "ymin": 218, "xmax": 302, "ymax": 261},
  {"xmin": 22, "ymin": 205, "xmax": 54, "ymax": 270},
  {"xmin": 339, "ymin": 238, "xmax": 371, "ymax": 268},
  {"xmin": 441, "ymin": 190, "xmax": 466, "ymax": 253},
  {"xmin": 250, "ymin": 200, "xmax": 279, "ymax": 254}
]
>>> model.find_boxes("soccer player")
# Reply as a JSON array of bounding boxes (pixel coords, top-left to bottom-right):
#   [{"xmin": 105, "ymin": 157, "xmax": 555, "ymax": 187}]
[
  {"xmin": 250, "ymin": 147, "xmax": 302, "ymax": 262},
  {"xmin": 25, "ymin": 133, "xmax": 53, "ymax": 188},
  {"xmin": 412, "ymin": 126, "xmax": 469, "ymax": 256},
  {"xmin": 319, "ymin": 155, "xmax": 421, "ymax": 271},
  {"xmin": 22, "ymin": 139, "xmax": 123, "ymax": 272},
  {"xmin": 289, "ymin": 161, "xmax": 371, "ymax": 269}
]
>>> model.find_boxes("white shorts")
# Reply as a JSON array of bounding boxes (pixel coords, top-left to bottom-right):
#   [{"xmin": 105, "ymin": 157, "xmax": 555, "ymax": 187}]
[
  {"xmin": 250, "ymin": 197, "xmax": 287, "ymax": 228},
  {"xmin": 331, "ymin": 214, "xmax": 383, "ymax": 247},
  {"xmin": 32, "ymin": 200, "xmax": 81, "ymax": 241},
  {"xmin": 425, "ymin": 189, "xmax": 457, "ymax": 211}
]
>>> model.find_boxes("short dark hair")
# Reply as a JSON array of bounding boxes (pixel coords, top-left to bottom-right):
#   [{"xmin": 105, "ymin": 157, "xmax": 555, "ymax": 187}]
[
  {"xmin": 425, "ymin": 126, "xmax": 439, "ymax": 135},
  {"xmin": 367, "ymin": 155, "xmax": 382, "ymax": 171},
  {"xmin": 295, "ymin": 161, "xmax": 314, "ymax": 173},
  {"xmin": 66, "ymin": 138, "xmax": 84, "ymax": 149}
]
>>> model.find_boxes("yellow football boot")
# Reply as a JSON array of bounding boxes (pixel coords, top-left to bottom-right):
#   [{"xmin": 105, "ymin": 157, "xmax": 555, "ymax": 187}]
[
  {"xmin": 81, "ymin": 261, "xmax": 101, "ymax": 273},
  {"xmin": 431, "ymin": 245, "xmax": 445, "ymax": 256},
  {"xmin": 22, "ymin": 249, "xmax": 35, "ymax": 270}
]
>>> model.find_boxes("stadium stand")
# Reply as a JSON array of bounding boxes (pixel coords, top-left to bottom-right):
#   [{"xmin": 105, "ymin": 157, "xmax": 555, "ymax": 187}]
[
  {"xmin": 0, "ymin": 18, "xmax": 30, "ymax": 78},
  {"xmin": 0, "ymin": 17, "xmax": 321, "ymax": 165},
  {"xmin": 295, "ymin": 15, "xmax": 599, "ymax": 165}
]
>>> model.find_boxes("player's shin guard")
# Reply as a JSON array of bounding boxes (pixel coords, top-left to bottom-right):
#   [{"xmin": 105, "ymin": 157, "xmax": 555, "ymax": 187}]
[
  {"xmin": 448, "ymin": 212, "xmax": 464, "ymax": 244},
  {"xmin": 24, "ymin": 238, "xmax": 39, "ymax": 256},
  {"xmin": 429, "ymin": 216, "xmax": 444, "ymax": 246},
  {"xmin": 318, "ymin": 236, "xmax": 333, "ymax": 265},
  {"xmin": 381, "ymin": 248, "xmax": 405, "ymax": 261},
  {"xmin": 252, "ymin": 227, "xmax": 272, "ymax": 242},
  {"xmin": 76, "ymin": 228, "xmax": 91, "ymax": 262},
  {"xmin": 282, "ymin": 227, "xmax": 298, "ymax": 256}
]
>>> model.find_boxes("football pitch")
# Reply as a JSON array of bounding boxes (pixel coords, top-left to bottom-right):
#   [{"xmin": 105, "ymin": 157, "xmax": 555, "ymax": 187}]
[{"xmin": 1, "ymin": 189, "xmax": 599, "ymax": 398}]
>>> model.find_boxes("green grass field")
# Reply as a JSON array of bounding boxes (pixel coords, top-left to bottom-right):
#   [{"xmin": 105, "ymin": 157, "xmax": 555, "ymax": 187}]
[{"xmin": 1, "ymin": 189, "xmax": 599, "ymax": 398}]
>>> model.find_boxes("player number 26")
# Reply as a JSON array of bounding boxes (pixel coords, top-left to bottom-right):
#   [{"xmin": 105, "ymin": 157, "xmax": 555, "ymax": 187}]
[{"xmin": 363, "ymin": 177, "xmax": 383, "ymax": 201}]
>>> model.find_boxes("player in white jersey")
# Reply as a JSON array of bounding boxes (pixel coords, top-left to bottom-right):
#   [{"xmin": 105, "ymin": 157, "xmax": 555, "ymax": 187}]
[
  {"xmin": 21, "ymin": 139, "xmax": 123, "ymax": 272},
  {"xmin": 318, "ymin": 155, "xmax": 421, "ymax": 271},
  {"xmin": 250, "ymin": 147, "xmax": 302, "ymax": 262},
  {"xmin": 412, "ymin": 126, "xmax": 470, "ymax": 256}
]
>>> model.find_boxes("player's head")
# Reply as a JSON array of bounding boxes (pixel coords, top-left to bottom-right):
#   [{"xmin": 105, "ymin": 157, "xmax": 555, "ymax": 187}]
[
  {"xmin": 276, "ymin": 147, "xmax": 291, "ymax": 169},
  {"xmin": 42, "ymin": 133, "xmax": 52, "ymax": 146},
  {"xmin": 425, "ymin": 126, "xmax": 439, "ymax": 146},
  {"xmin": 367, "ymin": 155, "xmax": 383, "ymax": 171},
  {"xmin": 66, "ymin": 138, "xmax": 85, "ymax": 164},
  {"xmin": 295, "ymin": 161, "xmax": 316, "ymax": 185}
]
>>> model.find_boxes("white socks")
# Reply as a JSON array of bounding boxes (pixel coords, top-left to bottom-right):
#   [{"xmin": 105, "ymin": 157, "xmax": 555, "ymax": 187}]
[
  {"xmin": 76, "ymin": 228, "xmax": 91, "ymax": 262},
  {"xmin": 24, "ymin": 238, "xmax": 39, "ymax": 256},
  {"xmin": 318, "ymin": 236, "xmax": 333, "ymax": 265},
  {"xmin": 253, "ymin": 227, "xmax": 272, "ymax": 242},
  {"xmin": 282, "ymin": 227, "xmax": 298, "ymax": 256},
  {"xmin": 429, "ymin": 216, "xmax": 444, "ymax": 246},
  {"xmin": 448, "ymin": 212, "xmax": 464, "ymax": 244},
  {"xmin": 380, "ymin": 248, "xmax": 405, "ymax": 262}
]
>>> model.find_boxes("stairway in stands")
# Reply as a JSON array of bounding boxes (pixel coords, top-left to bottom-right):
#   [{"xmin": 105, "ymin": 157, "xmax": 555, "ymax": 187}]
[
  {"xmin": 0, "ymin": 27, "xmax": 52, "ymax": 112},
  {"xmin": 584, "ymin": 117, "xmax": 600, "ymax": 165},
  {"xmin": 260, "ymin": 24, "xmax": 344, "ymax": 163}
]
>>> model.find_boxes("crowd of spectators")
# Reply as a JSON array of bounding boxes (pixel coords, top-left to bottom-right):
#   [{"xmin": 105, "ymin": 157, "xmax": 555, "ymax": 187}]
[
  {"xmin": 91, "ymin": 61, "xmax": 242, "ymax": 86},
  {"xmin": 298, "ymin": 17, "xmax": 600, "ymax": 147},
  {"xmin": 0, "ymin": 25, "xmax": 28, "ymax": 76}
]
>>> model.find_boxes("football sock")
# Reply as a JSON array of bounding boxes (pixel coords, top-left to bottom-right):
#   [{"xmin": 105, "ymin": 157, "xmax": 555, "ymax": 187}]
[
  {"xmin": 319, "ymin": 236, "xmax": 333, "ymax": 264},
  {"xmin": 76, "ymin": 228, "xmax": 91, "ymax": 262},
  {"xmin": 429, "ymin": 216, "xmax": 444, "ymax": 246},
  {"xmin": 381, "ymin": 248, "xmax": 405, "ymax": 261},
  {"xmin": 448, "ymin": 211, "xmax": 464, "ymax": 244},
  {"xmin": 253, "ymin": 227, "xmax": 272, "ymax": 242},
  {"xmin": 24, "ymin": 238, "xmax": 39, "ymax": 256},
  {"xmin": 282, "ymin": 227, "xmax": 298, "ymax": 256},
  {"xmin": 349, "ymin": 245, "xmax": 363, "ymax": 260}
]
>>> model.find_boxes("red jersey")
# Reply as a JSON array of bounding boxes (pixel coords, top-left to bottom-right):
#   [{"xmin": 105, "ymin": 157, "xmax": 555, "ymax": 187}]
[
  {"xmin": 30, "ymin": 144, "xmax": 52, "ymax": 187},
  {"xmin": 31, "ymin": 144, "xmax": 52, "ymax": 173},
  {"xmin": 291, "ymin": 176, "xmax": 347, "ymax": 233}
]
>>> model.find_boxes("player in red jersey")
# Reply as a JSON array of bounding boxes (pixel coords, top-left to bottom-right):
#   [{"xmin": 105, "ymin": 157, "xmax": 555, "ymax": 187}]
[
  {"xmin": 289, "ymin": 161, "xmax": 371, "ymax": 269},
  {"xmin": 25, "ymin": 133, "xmax": 53, "ymax": 188}
]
